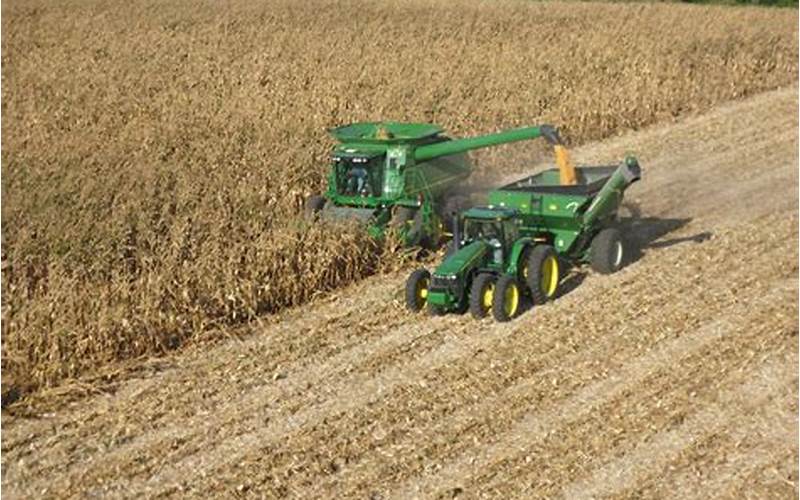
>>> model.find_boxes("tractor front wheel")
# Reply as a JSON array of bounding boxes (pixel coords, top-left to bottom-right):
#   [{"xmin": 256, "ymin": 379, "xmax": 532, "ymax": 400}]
[
  {"xmin": 469, "ymin": 273, "xmax": 496, "ymax": 319},
  {"xmin": 525, "ymin": 245, "xmax": 560, "ymax": 304},
  {"xmin": 405, "ymin": 269, "xmax": 431, "ymax": 312},
  {"xmin": 304, "ymin": 195, "xmax": 326, "ymax": 219},
  {"xmin": 492, "ymin": 275, "xmax": 522, "ymax": 322},
  {"xmin": 590, "ymin": 228, "xmax": 625, "ymax": 274}
]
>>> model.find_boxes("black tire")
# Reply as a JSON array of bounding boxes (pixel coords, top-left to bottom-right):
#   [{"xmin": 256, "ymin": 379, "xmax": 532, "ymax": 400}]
[
  {"xmin": 304, "ymin": 195, "xmax": 326, "ymax": 218},
  {"xmin": 492, "ymin": 275, "xmax": 522, "ymax": 322},
  {"xmin": 390, "ymin": 206, "xmax": 426, "ymax": 246},
  {"xmin": 450, "ymin": 297, "xmax": 469, "ymax": 315},
  {"xmin": 405, "ymin": 269, "xmax": 431, "ymax": 312},
  {"xmin": 418, "ymin": 210, "xmax": 441, "ymax": 249},
  {"xmin": 390, "ymin": 206, "xmax": 415, "ymax": 228},
  {"xmin": 469, "ymin": 273, "xmax": 496, "ymax": 319},
  {"xmin": 524, "ymin": 245, "xmax": 560, "ymax": 304},
  {"xmin": 392, "ymin": 206, "xmax": 429, "ymax": 247},
  {"xmin": 590, "ymin": 227, "xmax": 624, "ymax": 274}
]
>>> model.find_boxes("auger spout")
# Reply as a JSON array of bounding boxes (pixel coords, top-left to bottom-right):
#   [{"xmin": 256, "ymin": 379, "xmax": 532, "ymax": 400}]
[
  {"xmin": 582, "ymin": 156, "xmax": 641, "ymax": 227},
  {"xmin": 413, "ymin": 126, "xmax": 547, "ymax": 162}
]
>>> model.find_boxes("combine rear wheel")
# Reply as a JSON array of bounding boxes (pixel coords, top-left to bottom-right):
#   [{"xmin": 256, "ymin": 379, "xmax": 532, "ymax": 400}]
[
  {"xmin": 492, "ymin": 275, "xmax": 522, "ymax": 322},
  {"xmin": 405, "ymin": 269, "xmax": 431, "ymax": 312},
  {"xmin": 525, "ymin": 245, "xmax": 560, "ymax": 304},
  {"xmin": 590, "ymin": 228, "xmax": 624, "ymax": 274},
  {"xmin": 304, "ymin": 195, "xmax": 326, "ymax": 218},
  {"xmin": 469, "ymin": 273, "xmax": 496, "ymax": 319},
  {"xmin": 390, "ymin": 207, "xmax": 415, "ymax": 228},
  {"xmin": 391, "ymin": 207, "xmax": 425, "ymax": 246}
]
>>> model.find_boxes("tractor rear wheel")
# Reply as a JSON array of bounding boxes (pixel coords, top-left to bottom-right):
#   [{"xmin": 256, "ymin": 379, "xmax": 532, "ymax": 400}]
[
  {"xmin": 304, "ymin": 195, "xmax": 326, "ymax": 218},
  {"xmin": 492, "ymin": 275, "xmax": 522, "ymax": 322},
  {"xmin": 525, "ymin": 245, "xmax": 560, "ymax": 304},
  {"xmin": 405, "ymin": 269, "xmax": 431, "ymax": 312},
  {"xmin": 469, "ymin": 273, "xmax": 496, "ymax": 319},
  {"xmin": 590, "ymin": 228, "xmax": 624, "ymax": 274}
]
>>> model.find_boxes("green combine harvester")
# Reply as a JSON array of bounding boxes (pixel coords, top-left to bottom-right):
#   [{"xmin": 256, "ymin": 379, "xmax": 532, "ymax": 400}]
[
  {"xmin": 405, "ymin": 141, "xmax": 641, "ymax": 322},
  {"xmin": 305, "ymin": 122, "xmax": 574, "ymax": 246}
]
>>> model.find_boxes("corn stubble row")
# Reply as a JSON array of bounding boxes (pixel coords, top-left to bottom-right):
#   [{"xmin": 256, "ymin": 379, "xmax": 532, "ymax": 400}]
[{"xmin": 1, "ymin": 0, "xmax": 796, "ymax": 396}]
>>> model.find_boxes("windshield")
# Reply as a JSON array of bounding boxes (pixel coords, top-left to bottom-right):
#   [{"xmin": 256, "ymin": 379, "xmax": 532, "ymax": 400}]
[
  {"xmin": 333, "ymin": 155, "xmax": 384, "ymax": 197},
  {"xmin": 463, "ymin": 218, "xmax": 505, "ymax": 244}
]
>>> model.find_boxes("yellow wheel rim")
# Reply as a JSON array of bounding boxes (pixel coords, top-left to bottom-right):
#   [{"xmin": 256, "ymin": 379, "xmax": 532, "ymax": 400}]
[
  {"xmin": 522, "ymin": 262, "xmax": 529, "ymax": 280},
  {"xmin": 416, "ymin": 278, "xmax": 429, "ymax": 306},
  {"xmin": 482, "ymin": 283, "xmax": 495, "ymax": 310},
  {"xmin": 504, "ymin": 282, "xmax": 519, "ymax": 317},
  {"xmin": 540, "ymin": 255, "xmax": 559, "ymax": 298}
]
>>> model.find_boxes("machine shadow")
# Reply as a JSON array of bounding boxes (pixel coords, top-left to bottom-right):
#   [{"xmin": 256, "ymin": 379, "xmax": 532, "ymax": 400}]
[{"xmin": 553, "ymin": 214, "xmax": 712, "ymax": 301}]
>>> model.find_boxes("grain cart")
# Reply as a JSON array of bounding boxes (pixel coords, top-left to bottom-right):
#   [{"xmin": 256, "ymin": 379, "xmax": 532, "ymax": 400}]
[
  {"xmin": 405, "ymin": 155, "xmax": 641, "ymax": 321},
  {"xmin": 304, "ymin": 122, "xmax": 571, "ymax": 247}
]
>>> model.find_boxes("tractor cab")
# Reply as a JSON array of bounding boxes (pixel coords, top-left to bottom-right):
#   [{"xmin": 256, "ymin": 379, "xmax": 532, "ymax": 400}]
[{"xmin": 457, "ymin": 207, "xmax": 519, "ymax": 264}]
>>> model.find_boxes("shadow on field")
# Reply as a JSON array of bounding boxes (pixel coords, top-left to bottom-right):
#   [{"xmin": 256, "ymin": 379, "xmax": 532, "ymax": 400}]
[
  {"xmin": 621, "ymin": 215, "xmax": 713, "ymax": 263},
  {"xmin": 555, "ymin": 209, "xmax": 713, "ymax": 301},
  {"xmin": 617, "ymin": 201, "xmax": 714, "ymax": 262}
]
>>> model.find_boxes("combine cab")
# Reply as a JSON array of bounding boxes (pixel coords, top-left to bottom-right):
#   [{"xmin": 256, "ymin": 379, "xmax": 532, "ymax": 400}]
[{"xmin": 305, "ymin": 122, "xmax": 571, "ymax": 247}]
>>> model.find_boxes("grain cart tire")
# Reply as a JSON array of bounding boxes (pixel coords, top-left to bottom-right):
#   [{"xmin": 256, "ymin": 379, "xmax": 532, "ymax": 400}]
[
  {"xmin": 492, "ymin": 275, "xmax": 522, "ymax": 322},
  {"xmin": 590, "ymin": 227, "xmax": 624, "ymax": 274},
  {"xmin": 469, "ymin": 273, "xmax": 496, "ymax": 319},
  {"xmin": 525, "ymin": 245, "xmax": 560, "ymax": 304},
  {"xmin": 304, "ymin": 195, "xmax": 326, "ymax": 218},
  {"xmin": 405, "ymin": 269, "xmax": 431, "ymax": 312}
]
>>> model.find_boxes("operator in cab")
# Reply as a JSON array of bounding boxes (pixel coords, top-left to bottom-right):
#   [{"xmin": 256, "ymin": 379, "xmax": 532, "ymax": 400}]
[{"xmin": 346, "ymin": 164, "xmax": 368, "ymax": 195}]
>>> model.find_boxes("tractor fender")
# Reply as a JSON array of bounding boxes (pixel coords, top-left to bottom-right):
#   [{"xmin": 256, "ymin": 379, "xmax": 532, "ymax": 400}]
[{"xmin": 507, "ymin": 237, "xmax": 537, "ymax": 276}]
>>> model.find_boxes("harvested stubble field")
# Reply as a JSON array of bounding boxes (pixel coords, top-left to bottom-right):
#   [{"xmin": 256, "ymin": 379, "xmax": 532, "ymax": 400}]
[
  {"xmin": 1, "ymin": 0, "xmax": 798, "ymax": 398},
  {"xmin": 1, "ymin": 0, "xmax": 799, "ymax": 497}
]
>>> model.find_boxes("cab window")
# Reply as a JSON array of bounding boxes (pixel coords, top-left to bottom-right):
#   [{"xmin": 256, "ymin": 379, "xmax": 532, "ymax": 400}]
[
  {"xmin": 463, "ymin": 219, "xmax": 505, "ymax": 244},
  {"xmin": 332, "ymin": 155, "xmax": 385, "ymax": 196}
]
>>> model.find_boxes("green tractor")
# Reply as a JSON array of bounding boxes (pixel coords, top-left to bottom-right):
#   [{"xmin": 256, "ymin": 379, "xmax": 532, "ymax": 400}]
[
  {"xmin": 305, "ymin": 122, "xmax": 572, "ymax": 247},
  {"xmin": 405, "ymin": 154, "xmax": 642, "ymax": 321}
]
